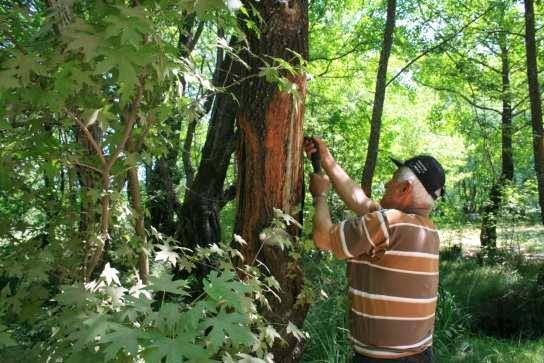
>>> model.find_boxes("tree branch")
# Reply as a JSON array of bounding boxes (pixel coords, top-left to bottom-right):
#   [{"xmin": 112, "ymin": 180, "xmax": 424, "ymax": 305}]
[
  {"xmin": 65, "ymin": 108, "xmax": 107, "ymax": 166},
  {"xmin": 106, "ymin": 81, "xmax": 145, "ymax": 170},
  {"xmin": 182, "ymin": 118, "xmax": 197, "ymax": 186},
  {"xmin": 386, "ymin": 7, "xmax": 491, "ymax": 87},
  {"xmin": 419, "ymin": 81, "xmax": 502, "ymax": 115}
]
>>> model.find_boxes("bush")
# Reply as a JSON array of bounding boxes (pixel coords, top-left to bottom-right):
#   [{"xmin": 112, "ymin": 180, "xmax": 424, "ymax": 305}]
[
  {"xmin": 439, "ymin": 254, "xmax": 544, "ymax": 340},
  {"xmin": 0, "ymin": 239, "xmax": 281, "ymax": 362}
]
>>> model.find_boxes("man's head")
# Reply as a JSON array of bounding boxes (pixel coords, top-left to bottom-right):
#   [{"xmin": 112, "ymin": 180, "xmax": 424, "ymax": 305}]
[{"xmin": 380, "ymin": 155, "xmax": 445, "ymax": 213}]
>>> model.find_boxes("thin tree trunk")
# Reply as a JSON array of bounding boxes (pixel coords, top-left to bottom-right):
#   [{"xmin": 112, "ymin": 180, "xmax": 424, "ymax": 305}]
[
  {"xmin": 234, "ymin": 1, "xmax": 309, "ymax": 361},
  {"xmin": 524, "ymin": 0, "xmax": 544, "ymax": 224},
  {"xmin": 361, "ymin": 0, "xmax": 397, "ymax": 196},
  {"xmin": 127, "ymin": 166, "xmax": 149, "ymax": 283},
  {"xmin": 147, "ymin": 16, "xmax": 199, "ymax": 237},
  {"xmin": 75, "ymin": 125, "xmax": 102, "ymax": 279},
  {"xmin": 499, "ymin": 38, "xmax": 514, "ymax": 182},
  {"xmin": 480, "ymin": 34, "xmax": 513, "ymax": 250},
  {"xmin": 177, "ymin": 50, "xmax": 238, "ymax": 249}
]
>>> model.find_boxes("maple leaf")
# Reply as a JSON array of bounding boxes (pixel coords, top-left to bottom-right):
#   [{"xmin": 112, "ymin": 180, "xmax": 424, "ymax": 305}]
[
  {"xmin": 233, "ymin": 234, "xmax": 247, "ymax": 246},
  {"xmin": 101, "ymin": 323, "xmax": 141, "ymax": 361},
  {"xmin": 155, "ymin": 244, "xmax": 179, "ymax": 266},
  {"xmin": 101, "ymin": 263, "xmax": 121, "ymax": 286},
  {"xmin": 201, "ymin": 310, "xmax": 256, "ymax": 352},
  {"xmin": 105, "ymin": 285, "xmax": 127, "ymax": 306},
  {"xmin": 143, "ymin": 332, "xmax": 212, "ymax": 363},
  {"xmin": 70, "ymin": 314, "xmax": 110, "ymax": 351},
  {"xmin": 62, "ymin": 20, "xmax": 103, "ymax": 62},
  {"xmin": 286, "ymin": 321, "xmax": 307, "ymax": 342},
  {"xmin": 203, "ymin": 271, "xmax": 252, "ymax": 310},
  {"xmin": 148, "ymin": 272, "xmax": 189, "ymax": 295},
  {"xmin": 0, "ymin": 324, "xmax": 16, "ymax": 348},
  {"xmin": 56, "ymin": 285, "xmax": 94, "ymax": 306}
]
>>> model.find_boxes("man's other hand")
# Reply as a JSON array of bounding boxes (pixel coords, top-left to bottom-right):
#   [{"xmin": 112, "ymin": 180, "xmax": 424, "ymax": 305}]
[
  {"xmin": 310, "ymin": 173, "xmax": 331, "ymax": 196},
  {"xmin": 304, "ymin": 136, "xmax": 332, "ymax": 165}
]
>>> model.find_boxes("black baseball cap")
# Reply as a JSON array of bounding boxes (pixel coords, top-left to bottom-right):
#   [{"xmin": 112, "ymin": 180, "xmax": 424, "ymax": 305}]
[{"xmin": 390, "ymin": 155, "xmax": 445, "ymax": 200}]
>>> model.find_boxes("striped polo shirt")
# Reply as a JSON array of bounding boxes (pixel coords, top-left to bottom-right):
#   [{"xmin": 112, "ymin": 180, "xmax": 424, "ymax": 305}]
[{"xmin": 329, "ymin": 208, "xmax": 440, "ymax": 359}]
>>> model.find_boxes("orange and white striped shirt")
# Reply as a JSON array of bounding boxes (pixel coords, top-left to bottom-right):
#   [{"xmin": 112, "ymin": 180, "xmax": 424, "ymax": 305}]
[{"xmin": 329, "ymin": 208, "xmax": 440, "ymax": 359}]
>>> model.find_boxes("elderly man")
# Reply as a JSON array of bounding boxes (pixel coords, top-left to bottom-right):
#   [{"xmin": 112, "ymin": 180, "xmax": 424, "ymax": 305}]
[{"xmin": 304, "ymin": 137, "xmax": 445, "ymax": 363}]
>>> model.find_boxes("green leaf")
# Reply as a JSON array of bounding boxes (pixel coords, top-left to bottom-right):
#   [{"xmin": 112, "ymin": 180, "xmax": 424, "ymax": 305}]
[
  {"xmin": 56, "ymin": 285, "xmax": 94, "ymax": 307},
  {"xmin": 201, "ymin": 311, "xmax": 255, "ymax": 351},
  {"xmin": 70, "ymin": 314, "xmax": 111, "ymax": 351},
  {"xmin": 0, "ymin": 69, "xmax": 20, "ymax": 90},
  {"xmin": 203, "ymin": 271, "xmax": 252, "ymax": 311},
  {"xmin": 62, "ymin": 19, "xmax": 104, "ymax": 62},
  {"xmin": 101, "ymin": 324, "xmax": 141, "ymax": 361},
  {"xmin": 0, "ymin": 324, "xmax": 16, "ymax": 348},
  {"xmin": 143, "ymin": 332, "xmax": 213, "ymax": 363},
  {"xmin": 148, "ymin": 272, "xmax": 189, "ymax": 295}
]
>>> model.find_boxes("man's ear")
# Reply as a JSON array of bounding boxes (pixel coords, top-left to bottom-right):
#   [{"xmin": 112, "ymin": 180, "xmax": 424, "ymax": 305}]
[{"xmin": 399, "ymin": 180, "xmax": 413, "ymax": 194}]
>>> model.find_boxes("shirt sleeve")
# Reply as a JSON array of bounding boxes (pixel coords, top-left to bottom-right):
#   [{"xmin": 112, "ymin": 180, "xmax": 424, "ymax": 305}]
[{"xmin": 329, "ymin": 210, "xmax": 390, "ymax": 259}]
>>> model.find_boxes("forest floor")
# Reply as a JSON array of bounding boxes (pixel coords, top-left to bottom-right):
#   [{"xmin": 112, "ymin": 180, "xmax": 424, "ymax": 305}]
[{"xmin": 439, "ymin": 224, "xmax": 544, "ymax": 258}]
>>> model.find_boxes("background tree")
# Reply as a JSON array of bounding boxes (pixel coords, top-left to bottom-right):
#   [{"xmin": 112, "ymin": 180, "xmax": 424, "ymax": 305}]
[
  {"xmin": 361, "ymin": 0, "xmax": 397, "ymax": 196},
  {"xmin": 523, "ymin": 0, "xmax": 544, "ymax": 225}
]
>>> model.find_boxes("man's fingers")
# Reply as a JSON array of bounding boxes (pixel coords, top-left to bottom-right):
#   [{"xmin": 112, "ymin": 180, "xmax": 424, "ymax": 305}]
[{"xmin": 304, "ymin": 144, "xmax": 317, "ymax": 155}]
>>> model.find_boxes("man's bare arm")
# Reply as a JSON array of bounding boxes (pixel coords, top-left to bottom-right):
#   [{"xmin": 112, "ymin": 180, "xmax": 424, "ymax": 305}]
[
  {"xmin": 312, "ymin": 195, "xmax": 333, "ymax": 251},
  {"xmin": 321, "ymin": 156, "xmax": 378, "ymax": 215},
  {"xmin": 305, "ymin": 137, "xmax": 378, "ymax": 215}
]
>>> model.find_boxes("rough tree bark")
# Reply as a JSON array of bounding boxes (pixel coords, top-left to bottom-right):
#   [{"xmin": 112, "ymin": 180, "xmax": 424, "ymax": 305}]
[
  {"xmin": 361, "ymin": 0, "xmax": 397, "ymax": 197},
  {"xmin": 480, "ymin": 34, "xmax": 514, "ymax": 250},
  {"xmin": 234, "ymin": 1, "xmax": 309, "ymax": 361},
  {"xmin": 524, "ymin": 0, "xmax": 544, "ymax": 224}
]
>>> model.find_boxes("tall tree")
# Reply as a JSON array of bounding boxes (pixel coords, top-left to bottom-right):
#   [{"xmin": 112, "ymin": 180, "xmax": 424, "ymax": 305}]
[
  {"xmin": 234, "ymin": 1, "xmax": 309, "ymax": 360},
  {"xmin": 361, "ymin": 0, "xmax": 397, "ymax": 196},
  {"xmin": 177, "ymin": 48, "xmax": 238, "ymax": 250},
  {"xmin": 480, "ymin": 30, "xmax": 515, "ymax": 250},
  {"xmin": 147, "ymin": 16, "xmax": 200, "ymax": 237},
  {"xmin": 523, "ymin": 0, "xmax": 544, "ymax": 224}
]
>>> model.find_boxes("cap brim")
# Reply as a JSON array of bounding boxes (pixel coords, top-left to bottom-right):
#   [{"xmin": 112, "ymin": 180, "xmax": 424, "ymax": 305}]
[{"xmin": 390, "ymin": 157, "xmax": 404, "ymax": 168}]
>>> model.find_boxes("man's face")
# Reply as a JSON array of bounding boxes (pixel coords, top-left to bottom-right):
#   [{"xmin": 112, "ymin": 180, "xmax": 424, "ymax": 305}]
[{"xmin": 380, "ymin": 169, "xmax": 409, "ymax": 209}]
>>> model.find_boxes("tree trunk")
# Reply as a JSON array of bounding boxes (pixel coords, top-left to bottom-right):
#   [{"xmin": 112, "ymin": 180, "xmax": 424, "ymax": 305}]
[
  {"xmin": 480, "ymin": 182, "xmax": 500, "ymax": 250},
  {"xmin": 499, "ymin": 37, "xmax": 514, "ymax": 182},
  {"xmin": 127, "ymin": 166, "xmax": 149, "ymax": 284},
  {"xmin": 75, "ymin": 125, "xmax": 102, "ymax": 279},
  {"xmin": 148, "ymin": 138, "xmax": 182, "ymax": 237},
  {"xmin": 480, "ymin": 35, "xmax": 513, "ymax": 251},
  {"xmin": 234, "ymin": 1, "xmax": 309, "ymax": 361},
  {"xmin": 361, "ymin": 0, "xmax": 397, "ymax": 197},
  {"xmin": 147, "ymin": 16, "xmax": 198, "ymax": 237},
  {"xmin": 177, "ymin": 51, "xmax": 238, "ymax": 249},
  {"xmin": 524, "ymin": 0, "xmax": 544, "ymax": 224}
]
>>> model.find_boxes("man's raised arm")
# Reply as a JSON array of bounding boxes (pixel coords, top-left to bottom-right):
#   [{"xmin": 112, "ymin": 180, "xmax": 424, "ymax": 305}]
[{"xmin": 304, "ymin": 137, "xmax": 379, "ymax": 215}]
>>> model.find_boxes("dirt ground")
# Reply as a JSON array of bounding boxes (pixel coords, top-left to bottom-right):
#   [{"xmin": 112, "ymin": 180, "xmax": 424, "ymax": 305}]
[{"xmin": 439, "ymin": 224, "xmax": 544, "ymax": 259}]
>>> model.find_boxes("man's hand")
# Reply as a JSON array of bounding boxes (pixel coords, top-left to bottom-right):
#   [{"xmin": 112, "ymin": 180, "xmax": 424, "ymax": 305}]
[
  {"xmin": 304, "ymin": 136, "xmax": 333, "ymax": 167},
  {"xmin": 310, "ymin": 173, "xmax": 330, "ymax": 196}
]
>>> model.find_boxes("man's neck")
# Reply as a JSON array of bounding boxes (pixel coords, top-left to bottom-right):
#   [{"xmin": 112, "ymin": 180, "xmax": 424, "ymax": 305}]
[{"xmin": 403, "ymin": 206, "xmax": 432, "ymax": 217}]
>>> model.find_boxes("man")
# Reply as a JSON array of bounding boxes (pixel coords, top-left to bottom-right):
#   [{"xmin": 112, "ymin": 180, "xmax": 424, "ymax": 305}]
[{"xmin": 304, "ymin": 137, "xmax": 445, "ymax": 363}]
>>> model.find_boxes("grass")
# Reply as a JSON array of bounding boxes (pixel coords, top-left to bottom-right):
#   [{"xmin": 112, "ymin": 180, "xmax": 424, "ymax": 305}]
[{"xmin": 437, "ymin": 335, "xmax": 544, "ymax": 363}]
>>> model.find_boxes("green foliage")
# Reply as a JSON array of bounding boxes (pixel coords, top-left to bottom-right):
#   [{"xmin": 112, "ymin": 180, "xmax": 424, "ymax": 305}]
[
  {"xmin": 2, "ymin": 0, "xmax": 544, "ymax": 362},
  {"xmin": 2, "ymin": 240, "xmax": 278, "ymax": 362}
]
